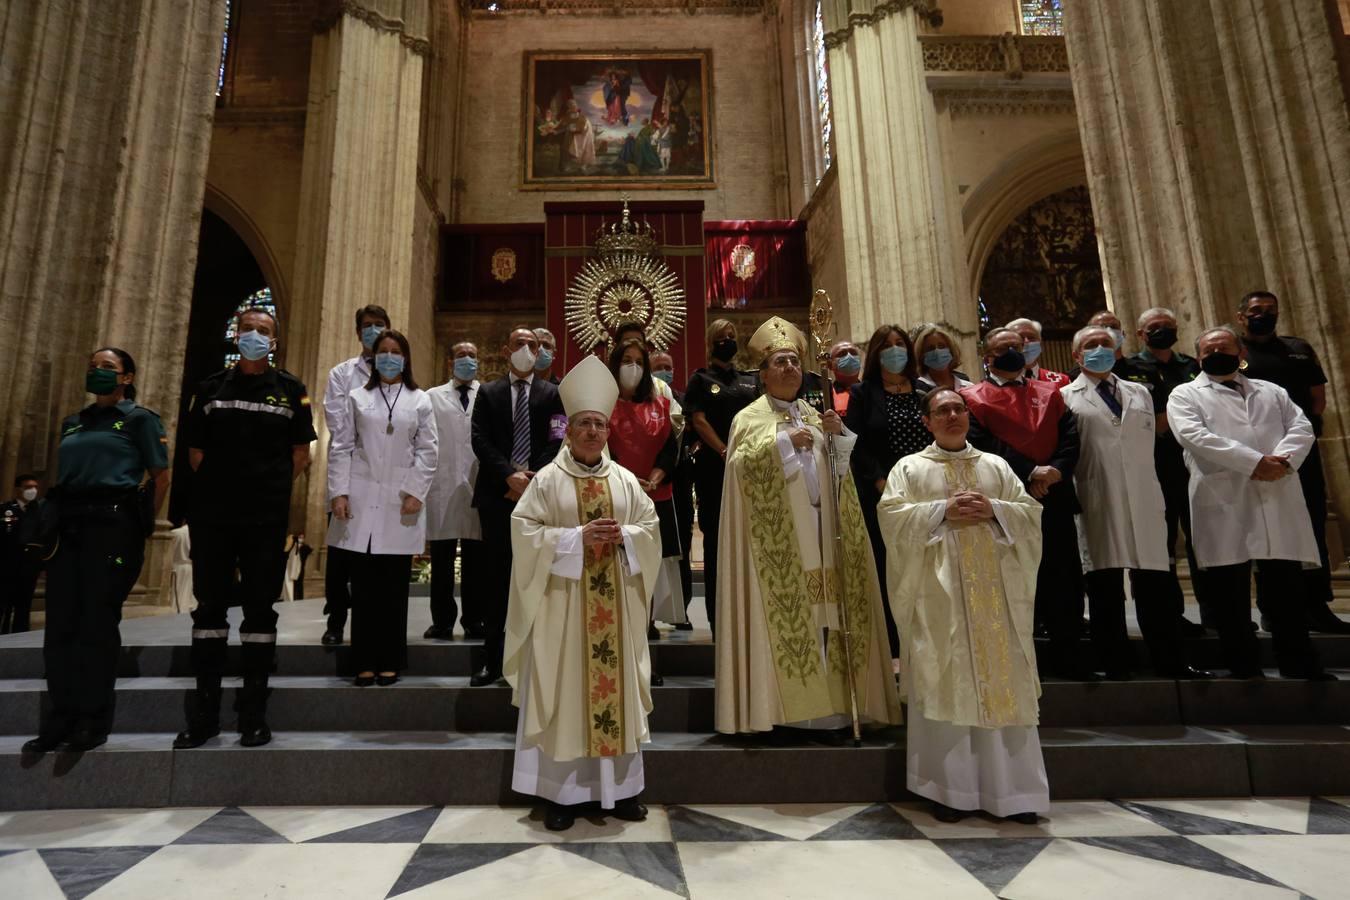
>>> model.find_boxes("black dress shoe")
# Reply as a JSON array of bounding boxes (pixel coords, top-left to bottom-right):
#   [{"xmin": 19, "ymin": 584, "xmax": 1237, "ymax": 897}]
[
  {"xmin": 675, "ymin": 622, "xmax": 694, "ymax": 631},
  {"xmin": 612, "ymin": 796, "xmax": 648, "ymax": 822},
  {"xmin": 354, "ymin": 674, "xmax": 376, "ymax": 687},
  {"xmin": 173, "ymin": 723, "xmax": 221, "ymax": 749},
  {"xmin": 376, "ymin": 673, "xmax": 400, "ymax": 686},
  {"xmin": 464, "ymin": 628, "xmax": 487, "ymax": 640},
  {"xmin": 423, "ymin": 625, "xmax": 452, "ymax": 640},
  {"xmin": 1169, "ymin": 665, "xmax": 1216, "ymax": 679},
  {"xmin": 469, "ymin": 666, "xmax": 502, "ymax": 687},
  {"xmin": 932, "ymin": 803, "xmax": 968, "ymax": 823},
  {"xmin": 544, "ymin": 803, "xmax": 576, "ymax": 831},
  {"xmin": 22, "ymin": 734, "xmax": 66, "ymax": 754},
  {"xmin": 650, "ymin": 672, "xmax": 664, "ymax": 687},
  {"xmin": 647, "ymin": 623, "xmax": 660, "ymax": 641},
  {"xmin": 239, "ymin": 722, "xmax": 272, "ymax": 747},
  {"xmin": 1006, "ymin": 812, "xmax": 1040, "ymax": 825},
  {"xmin": 1180, "ymin": 618, "xmax": 1207, "ymax": 638},
  {"xmin": 1283, "ymin": 670, "xmax": 1339, "ymax": 681},
  {"xmin": 321, "ymin": 630, "xmax": 343, "ymax": 646},
  {"xmin": 1104, "ymin": 670, "xmax": 1134, "ymax": 681},
  {"xmin": 57, "ymin": 731, "xmax": 107, "ymax": 753},
  {"xmin": 1228, "ymin": 669, "xmax": 1266, "ymax": 680},
  {"xmin": 1307, "ymin": 605, "xmax": 1350, "ymax": 634}
]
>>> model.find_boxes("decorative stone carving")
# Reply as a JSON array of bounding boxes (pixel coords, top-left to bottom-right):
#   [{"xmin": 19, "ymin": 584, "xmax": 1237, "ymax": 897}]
[
  {"xmin": 935, "ymin": 87, "xmax": 1075, "ymax": 117},
  {"xmin": 919, "ymin": 35, "xmax": 1068, "ymax": 76}
]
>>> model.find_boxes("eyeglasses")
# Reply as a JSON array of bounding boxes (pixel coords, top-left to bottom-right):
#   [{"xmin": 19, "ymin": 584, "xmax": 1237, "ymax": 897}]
[
  {"xmin": 927, "ymin": 405, "xmax": 968, "ymax": 418},
  {"xmin": 574, "ymin": 420, "xmax": 609, "ymax": 433},
  {"xmin": 768, "ymin": 355, "xmax": 801, "ymax": 370}
]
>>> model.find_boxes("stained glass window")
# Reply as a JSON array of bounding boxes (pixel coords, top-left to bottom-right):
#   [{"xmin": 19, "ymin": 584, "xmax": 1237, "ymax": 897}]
[
  {"xmin": 223, "ymin": 287, "xmax": 276, "ymax": 368},
  {"xmin": 813, "ymin": 1, "xmax": 833, "ymax": 177},
  {"xmin": 1019, "ymin": 0, "xmax": 1063, "ymax": 36},
  {"xmin": 216, "ymin": 0, "xmax": 232, "ymax": 98}
]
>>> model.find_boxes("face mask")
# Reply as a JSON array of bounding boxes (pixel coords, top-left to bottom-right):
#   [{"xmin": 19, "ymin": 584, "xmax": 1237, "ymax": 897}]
[
  {"xmin": 1021, "ymin": 340, "xmax": 1042, "ymax": 367},
  {"xmin": 711, "ymin": 339, "xmax": 738, "ymax": 362},
  {"xmin": 1200, "ymin": 351, "xmax": 1241, "ymax": 376},
  {"xmin": 361, "ymin": 324, "xmax": 385, "ymax": 350},
  {"xmin": 510, "ymin": 344, "xmax": 537, "ymax": 372},
  {"xmin": 1245, "ymin": 313, "xmax": 1277, "ymax": 336},
  {"xmin": 652, "ymin": 369, "xmax": 674, "ymax": 385},
  {"xmin": 991, "ymin": 347, "xmax": 1026, "ymax": 373},
  {"xmin": 1081, "ymin": 346, "xmax": 1117, "ymax": 374},
  {"xmin": 923, "ymin": 347, "xmax": 953, "ymax": 371},
  {"xmin": 1145, "ymin": 327, "xmax": 1178, "ymax": 350},
  {"xmin": 833, "ymin": 353, "xmax": 861, "ymax": 376},
  {"xmin": 375, "ymin": 352, "xmax": 405, "ymax": 378},
  {"xmin": 619, "ymin": 362, "xmax": 644, "ymax": 390},
  {"xmin": 1106, "ymin": 327, "xmax": 1125, "ymax": 349},
  {"xmin": 453, "ymin": 357, "xmax": 478, "ymax": 382},
  {"xmin": 879, "ymin": 346, "xmax": 909, "ymax": 375},
  {"xmin": 21, "ymin": 488, "xmax": 37, "ymax": 503},
  {"xmin": 534, "ymin": 348, "xmax": 554, "ymax": 371},
  {"xmin": 237, "ymin": 329, "xmax": 272, "ymax": 361},
  {"xmin": 85, "ymin": 368, "xmax": 121, "ymax": 395}
]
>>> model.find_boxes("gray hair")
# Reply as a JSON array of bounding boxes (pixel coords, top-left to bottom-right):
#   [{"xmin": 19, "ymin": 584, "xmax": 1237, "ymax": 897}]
[
  {"xmin": 1071, "ymin": 325, "xmax": 1114, "ymax": 353},
  {"xmin": 1136, "ymin": 307, "xmax": 1177, "ymax": 331},
  {"xmin": 1005, "ymin": 317, "xmax": 1043, "ymax": 337},
  {"xmin": 533, "ymin": 327, "xmax": 556, "ymax": 346},
  {"xmin": 1194, "ymin": 324, "xmax": 1241, "ymax": 355}
]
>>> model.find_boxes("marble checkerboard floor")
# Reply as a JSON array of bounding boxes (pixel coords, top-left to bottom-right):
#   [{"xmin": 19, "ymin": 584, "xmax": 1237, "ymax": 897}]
[{"xmin": 2, "ymin": 797, "xmax": 1349, "ymax": 898}]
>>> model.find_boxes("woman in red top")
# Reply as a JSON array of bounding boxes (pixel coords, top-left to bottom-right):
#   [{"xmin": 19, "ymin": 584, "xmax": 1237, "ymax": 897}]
[{"xmin": 607, "ymin": 339, "xmax": 686, "ymax": 657}]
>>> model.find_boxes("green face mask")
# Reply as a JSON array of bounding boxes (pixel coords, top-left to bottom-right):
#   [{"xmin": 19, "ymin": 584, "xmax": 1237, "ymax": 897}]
[{"xmin": 86, "ymin": 368, "xmax": 121, "ymax": 395}]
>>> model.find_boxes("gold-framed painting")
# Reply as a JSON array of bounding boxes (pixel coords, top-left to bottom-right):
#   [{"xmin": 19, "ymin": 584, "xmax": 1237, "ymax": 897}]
[{"xmin": 523, "ymin": 50, "xmax": 714, "ymax": 191}]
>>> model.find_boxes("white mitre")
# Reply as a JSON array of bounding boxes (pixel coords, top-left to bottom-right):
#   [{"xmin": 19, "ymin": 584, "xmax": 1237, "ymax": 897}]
[{"xmin": 558, "ymin": 355, "xmax": 619, "ymax": 419}]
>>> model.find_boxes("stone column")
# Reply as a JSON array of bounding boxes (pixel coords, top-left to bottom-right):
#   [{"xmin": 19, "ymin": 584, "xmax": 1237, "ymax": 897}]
[
  {"xmin": 287, "ymin": 0, "xmax": 430, "ymax": 583},
  {"xmin": 0, "ymin": 0, "xmax": 226, "ymax": 602},
  {"xmin": 1066, "ymin": 0, "xmax": 1350, "ymax": 549},
  {"xmin": 820, "ymin": 0, "xmax": 974, "ymax": 351}
]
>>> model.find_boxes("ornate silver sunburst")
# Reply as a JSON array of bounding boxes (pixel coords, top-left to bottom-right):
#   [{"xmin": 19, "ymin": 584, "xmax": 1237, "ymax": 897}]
[{"xmin": 564, "ymin": 250, "xmax": 686, "ymax": 353}]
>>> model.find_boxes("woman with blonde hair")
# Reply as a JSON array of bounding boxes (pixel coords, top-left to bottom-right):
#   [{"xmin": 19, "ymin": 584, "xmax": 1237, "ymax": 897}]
[{"xmin": 911, "ymin": 322, "xmax": 973, "ymax": 391}]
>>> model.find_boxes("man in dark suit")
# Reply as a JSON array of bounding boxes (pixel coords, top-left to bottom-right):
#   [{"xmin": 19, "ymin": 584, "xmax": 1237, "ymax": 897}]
[{"xmin": 470, "ymin": 326, "xmax": 566, "ymax": 685}]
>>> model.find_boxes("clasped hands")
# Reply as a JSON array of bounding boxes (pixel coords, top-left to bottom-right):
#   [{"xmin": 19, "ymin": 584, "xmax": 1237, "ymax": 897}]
[
  {"xmin": 506, "ymin": 470, "xmax": 534, "ymax": 501},
  {"xmin": 945, "ymin": 489, "xmax": 994, "ymax": 523},
  {"xmin": 1027, "ymin": 465, "xmax": 1062, "ymax": 499},
  {"xmin": 1251, "ymin": 454, "xmax": 1291, "ymax": 482},
  {"xmin": 788, "ymin": 410, "xmax": 843, "ymax": 450},
  {"xmin": 582, "ymin": 517, "xmax": 624, "ymax": 546}
]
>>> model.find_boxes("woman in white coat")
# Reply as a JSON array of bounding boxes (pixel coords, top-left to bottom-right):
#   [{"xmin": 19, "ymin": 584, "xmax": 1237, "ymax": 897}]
[
  {"xmin": 1061, "ymin": 327, "xmax": 1202, "ymax": 679},
  {"xmin": 328, "ymin": 330, "xmax": 438, "ymax": 686}
]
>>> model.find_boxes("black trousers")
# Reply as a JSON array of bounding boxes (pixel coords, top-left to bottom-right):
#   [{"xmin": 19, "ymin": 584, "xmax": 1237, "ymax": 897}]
[
  {"xmin": 692, "ymin": 454, "xmax": 725, "ymax": 632},
  {"xmin": 673, "ymin": 472, "xmax": 695, "ymax": 616},
  {"xmin": 0, "ymin": 558, "xmax": 40, "ymax": 633},
  {"xmin": 429, "ymin": 538, "xmax": 484, "ymax": 632},
  {"xmin": 324, "ymin": 543, "xmax": 356, "ymax": 632},
  {"xmin": 42, "ymin": 502, "xmax": 144, "ymax": 737},
  {"xmin": 1086, "ymin": 568, "xmax": 1186, "ymax": 675},
  {"xmin": 1203, "ymin": 559, "xmax": 1323, "ymax": 677},
  {"xmin": 350, "ymin": 551, "xmax": 411, "ymax": 673},
  {"xmin": 1038, "ymin": 505, "xmax": 1085, "ymax": 672},
  {"xmin": 479, "ymin": 502, "xmax": 515, "ymax": 670},
  {"xmin": 189, "ymin": 518, "xmax": 287, "ymax": 682},
  {"xmin": 859, "ymin": 501, "xmax": 901, "ymax": 660}
]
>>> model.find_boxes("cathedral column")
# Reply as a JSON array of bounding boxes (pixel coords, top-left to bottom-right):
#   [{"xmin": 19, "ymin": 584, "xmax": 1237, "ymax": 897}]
[
  {"xmin": 820, "ymin": 0, "xmax": 974, "ymax": 349},
  {"xmin": 1065, "ymin": 0, "xmax": 1350, "ymax": 540},
  {"xmin": 288, "ymin": 0, "xmax": 430, "ymax": 570}
]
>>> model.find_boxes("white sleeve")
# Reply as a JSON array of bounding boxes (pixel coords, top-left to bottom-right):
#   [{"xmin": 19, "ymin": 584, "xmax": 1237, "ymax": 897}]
[
  {"xmin": 776, "ymin": 428, "xmax": 802, "ymax": 479},
  {"xmin": 400, "ymin": 393, "xmax": 438, "ymax": 502},
  {"xmin": 831, "ymin": 426, "xmax": 857, "ymax": 472},
  {"xmin": 327, "ymin": 391, "xmax": 357, "ymax": 500},
  {"xmin": 923, "ymin": 499, "xmax": 949, "ymax": 545},
  {"xmin": 1166, "ymin": 387, "xmax": 1264, "ymax": 474},
  {"xmin": 550, "ymin": 526, "xmax": 585, "ymax": 579},
  {"xmin": 619, "ymin": 525, "xmax": 641, "ymax": 576}
]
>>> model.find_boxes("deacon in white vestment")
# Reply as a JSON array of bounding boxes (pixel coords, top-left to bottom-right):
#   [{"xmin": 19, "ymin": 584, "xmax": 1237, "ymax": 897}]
[
  {"xmin": 878, "ymin": 387, "xmax": 1049, "ymax": 823},
  {"xmin": 506, "ymin": 356, "xmax": 663, "ymax": 832}
]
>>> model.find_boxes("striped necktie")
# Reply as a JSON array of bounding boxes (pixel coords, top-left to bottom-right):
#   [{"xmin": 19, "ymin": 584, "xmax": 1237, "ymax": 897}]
[{"xmin": 511, "ymin": 380, "xmax": 530, "ymax": 467}]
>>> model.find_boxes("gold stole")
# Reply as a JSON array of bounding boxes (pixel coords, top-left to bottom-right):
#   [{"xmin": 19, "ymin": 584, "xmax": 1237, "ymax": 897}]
[
  {"xmin": 941, "ymin": 457, "xmax": 1019, "ymax": 727},
  {"xmin": 576, "ymin": 474, "xmax": 625, "ymax": 757}
]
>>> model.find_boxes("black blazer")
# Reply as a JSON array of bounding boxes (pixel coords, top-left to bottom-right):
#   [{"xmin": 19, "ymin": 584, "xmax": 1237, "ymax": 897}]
[
  {"xmin": 470, "ymin": 375, "xmax": 565, "ymax": 510},
  {"xmin": 845, "ymin": 380, "xmax": 929, "ymax": 512}
]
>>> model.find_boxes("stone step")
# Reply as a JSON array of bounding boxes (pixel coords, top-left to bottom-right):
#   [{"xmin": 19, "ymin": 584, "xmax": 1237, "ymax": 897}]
[{"xmin": 4, "ymin": 724, "xmax": 1347, "ymax": 810}]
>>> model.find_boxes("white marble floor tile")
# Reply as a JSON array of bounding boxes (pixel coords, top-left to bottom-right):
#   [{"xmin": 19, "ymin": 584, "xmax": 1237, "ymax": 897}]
[
  {"xmin": 1192, "ymin": 835, "xmax": 1350, "ymax": 900},
  {"xmin": 423, "ymin": 805, "xmax": 673, "ymax": 843},
  {"xmin": 999, "ymin": 839, "xmax": 1295, "ymax": 900},
  {"xmin": 0, "ymin": 850, "xmax": 66, "ymax": 899},
  {"xmin": 679, "ymin": 804, "xmax": 873, "ymax": 841},
  {"xmin": 894, "ymin": 800, "xmax": 1173, "ymax": 839},
  {"xmin": 396, "ymin": 844, "xmax": 675, "ymax": 900},
  {"xmin": 1135, "ymin": 798, "xmax": 1311, "ymax": 834},
  {"xmin": 679, "ymin": 839, "xmax": 993, "ymax": 899},
  {"xmin": 241, "ymin": 806, "xmax": 428, "ymax": 843},
  {"xmin": 1324, "ymin": 796, "xmax": 1350, "ymax": 809},
  {"xmin": 87, "ymin": 843, "xmax": 417, "ymax": 900},
  {"xmin": 0, "ymin": 808, "xmax": 219, "ymax": 850}
]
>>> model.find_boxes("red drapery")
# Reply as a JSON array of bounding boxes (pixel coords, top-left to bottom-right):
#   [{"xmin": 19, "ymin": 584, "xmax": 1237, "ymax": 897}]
[{"xmin": 704, "ymin": 220, "xmax": 809, "ymax": 310}]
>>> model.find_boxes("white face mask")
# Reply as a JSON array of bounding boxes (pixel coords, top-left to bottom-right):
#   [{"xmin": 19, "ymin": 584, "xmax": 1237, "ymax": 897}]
[
  {"xmin": 21, "ymin": 488, "xmax": 37, "ymax": 503},
  {"xmin": 510, "ymin": 344, "xmax": 537, "ymax": 373},
  {"xmin": 619, "ymin": 362, "xmax": 644, "ymax": 390}
]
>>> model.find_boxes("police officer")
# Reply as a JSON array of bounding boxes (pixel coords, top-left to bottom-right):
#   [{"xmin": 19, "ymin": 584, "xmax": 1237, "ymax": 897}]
[
  {"xmin": 23, "ymin": 348, "xmax": 169, "ymax": 753},
  {"xmin": 1, "ymin": 473, "xmax": 43, "ymax": 634},
  {"xmin": 174, "ymin": 307, "xmax": 316, "ymax": 749}
]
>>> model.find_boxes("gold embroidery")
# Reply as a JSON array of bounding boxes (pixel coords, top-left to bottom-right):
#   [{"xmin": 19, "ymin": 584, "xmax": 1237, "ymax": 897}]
[{"xmin": 576, "ymin": 475, "xmax": 625, "ymax": 757}]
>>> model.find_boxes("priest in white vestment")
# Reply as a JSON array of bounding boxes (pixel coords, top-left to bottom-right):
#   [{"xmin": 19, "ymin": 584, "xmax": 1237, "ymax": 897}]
[
  {"xmin": 506, "ymin": 356, "xmax": 663, "ymax": 832},
  {"xmin": 878, "ymin": 387, "xmax": 1049, "ymax": 823}
]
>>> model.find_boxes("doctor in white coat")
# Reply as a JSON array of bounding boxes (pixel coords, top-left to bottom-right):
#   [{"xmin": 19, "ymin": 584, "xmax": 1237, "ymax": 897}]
[
  {"xmin": 423, "ymin": 341, "xmax": 484, "ymax": 640},
  {"xmin": 1167, "ymin": 325, "xmax": 1329, "ymax": 680},
  {"xmin": 328, "ymin": 330, "xmax": 438, "ymax": 686},
  {"xmin": 1062, "ymin": 326, "xmax": 1205, "ymax": 679}
]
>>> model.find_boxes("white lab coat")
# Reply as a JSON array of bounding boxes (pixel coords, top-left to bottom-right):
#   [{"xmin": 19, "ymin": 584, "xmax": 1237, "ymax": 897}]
[
  {"xmin": 324, "ymin": 356, "xmax": 373, "ymax": 501},
  {"xmin": 424, "ymin": 379, "xmax": 481, "ymax": 541},
  {"xmin": 1061, "ymin": 373, "xmax": 1170, "ymax": 572},
  {"xmin": 1166, "ymin": 373, "xmax": 1318, "ymax": 569},
  {"xmin": 326, "ymin": 383, "xmax": 439, "ymax": 555}
]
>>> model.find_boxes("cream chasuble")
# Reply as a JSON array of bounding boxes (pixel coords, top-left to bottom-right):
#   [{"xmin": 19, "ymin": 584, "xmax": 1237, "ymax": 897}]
[{"xmin": 715, "ymin": 394, "xmax": 903, "ymax": 734}]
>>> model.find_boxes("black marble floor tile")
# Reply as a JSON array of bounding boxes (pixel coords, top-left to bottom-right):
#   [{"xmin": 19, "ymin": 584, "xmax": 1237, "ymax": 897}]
[
  {"xmin": 38, "ymin": 846, "xmax": 160, "ymax": 900},
  {"xmin": 172, "ymin": 807, "xmax": 290, "ymax": 844},
  {"xmin": 933, "ymin": 837, "xmax": 1052, "ymax": 895},
  {"xmin": 1116, "ymin": 801, "xmax": 1295, "ymax": 836},
  {"xmin": 1307, "ymin": 796, "xmax": 1350, "ymax": 834},
  {"xmin": 306, "ymin": 806, "xmax": 441, "ymax": 844},
  {"xmin": 665, "ymin": 806, "xmax": 792, "ymax": 843},
  {"xmin": 558, "ymin": 842, "xmax": 688, "ymax": 897},
  {"xmin": 807, "ymin": 803, "xmax": 927, "ymax": 841},
  {"xmin": 1073, "ymin": 836, "xmax": 1291, "ymax": 889},
  {"xmin": 385, "ymin": 843, "xmax": 533, "ymax": 897}
]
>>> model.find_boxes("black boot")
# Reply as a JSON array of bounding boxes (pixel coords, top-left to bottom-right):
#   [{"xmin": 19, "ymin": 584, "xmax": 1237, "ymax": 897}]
[
  {"xmin": 173, "ymin": 682, "xmax": 222, "ymax": 749},
  {"xmin": 237, "ymin": 675, "xmax": 273, "ymax": 747}
]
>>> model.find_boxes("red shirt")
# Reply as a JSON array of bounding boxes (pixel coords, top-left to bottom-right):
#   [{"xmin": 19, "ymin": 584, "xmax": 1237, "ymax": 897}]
[{"xmin": 607, "ymin": 395, "xmax": 674, "ymax": 501}]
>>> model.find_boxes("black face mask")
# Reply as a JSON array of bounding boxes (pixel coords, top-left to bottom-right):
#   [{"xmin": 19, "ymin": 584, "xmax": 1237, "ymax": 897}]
[
  {"xmin": 990, "ymin": 348, "xmax": 1026, "ymax": 373},
  {"xmin": 1145, "ymin": 327, "xmax": 1178, "ymax": 350},
  {"xmin": 711, "ymin": 339, "xmax": 738, "ymax": 363},
  {"xmin": 1245, "ymin": 313, "xmax": 1277, "ymax": 336},
  {"xmin": 1200, "ymin": 351, "xmax": 1241, "ymax": 376}
]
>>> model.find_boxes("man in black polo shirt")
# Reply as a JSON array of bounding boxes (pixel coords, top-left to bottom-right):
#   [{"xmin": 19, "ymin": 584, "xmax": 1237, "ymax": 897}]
[
  {"xmin": 1238, "ymin": 290, "xmax": 1349, "ymax": 633},
  {"xmin": 175, "ymin": 307, "xmax": 317, "ymax": 749}
]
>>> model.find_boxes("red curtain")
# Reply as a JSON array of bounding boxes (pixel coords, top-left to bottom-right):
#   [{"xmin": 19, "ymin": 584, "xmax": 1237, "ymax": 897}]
[{"xmin": 704, "ymin": 220, "xmax": 809, "ymax": 309}]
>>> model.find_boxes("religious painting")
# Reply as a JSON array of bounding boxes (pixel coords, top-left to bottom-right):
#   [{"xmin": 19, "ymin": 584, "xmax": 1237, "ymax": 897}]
[{"xmin": 523, "ymin": 51, "xmax": 714, "ymax": 190}]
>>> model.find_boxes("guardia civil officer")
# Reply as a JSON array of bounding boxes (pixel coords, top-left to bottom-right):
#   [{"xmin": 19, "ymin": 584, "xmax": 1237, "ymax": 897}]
[
  {"xmin": 23, "ymin": 348, "xmax": 169, "ymax": 754},
  {"xmin": 174, "ymin": 307, "xmax": 316, "ymax": 749}
]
